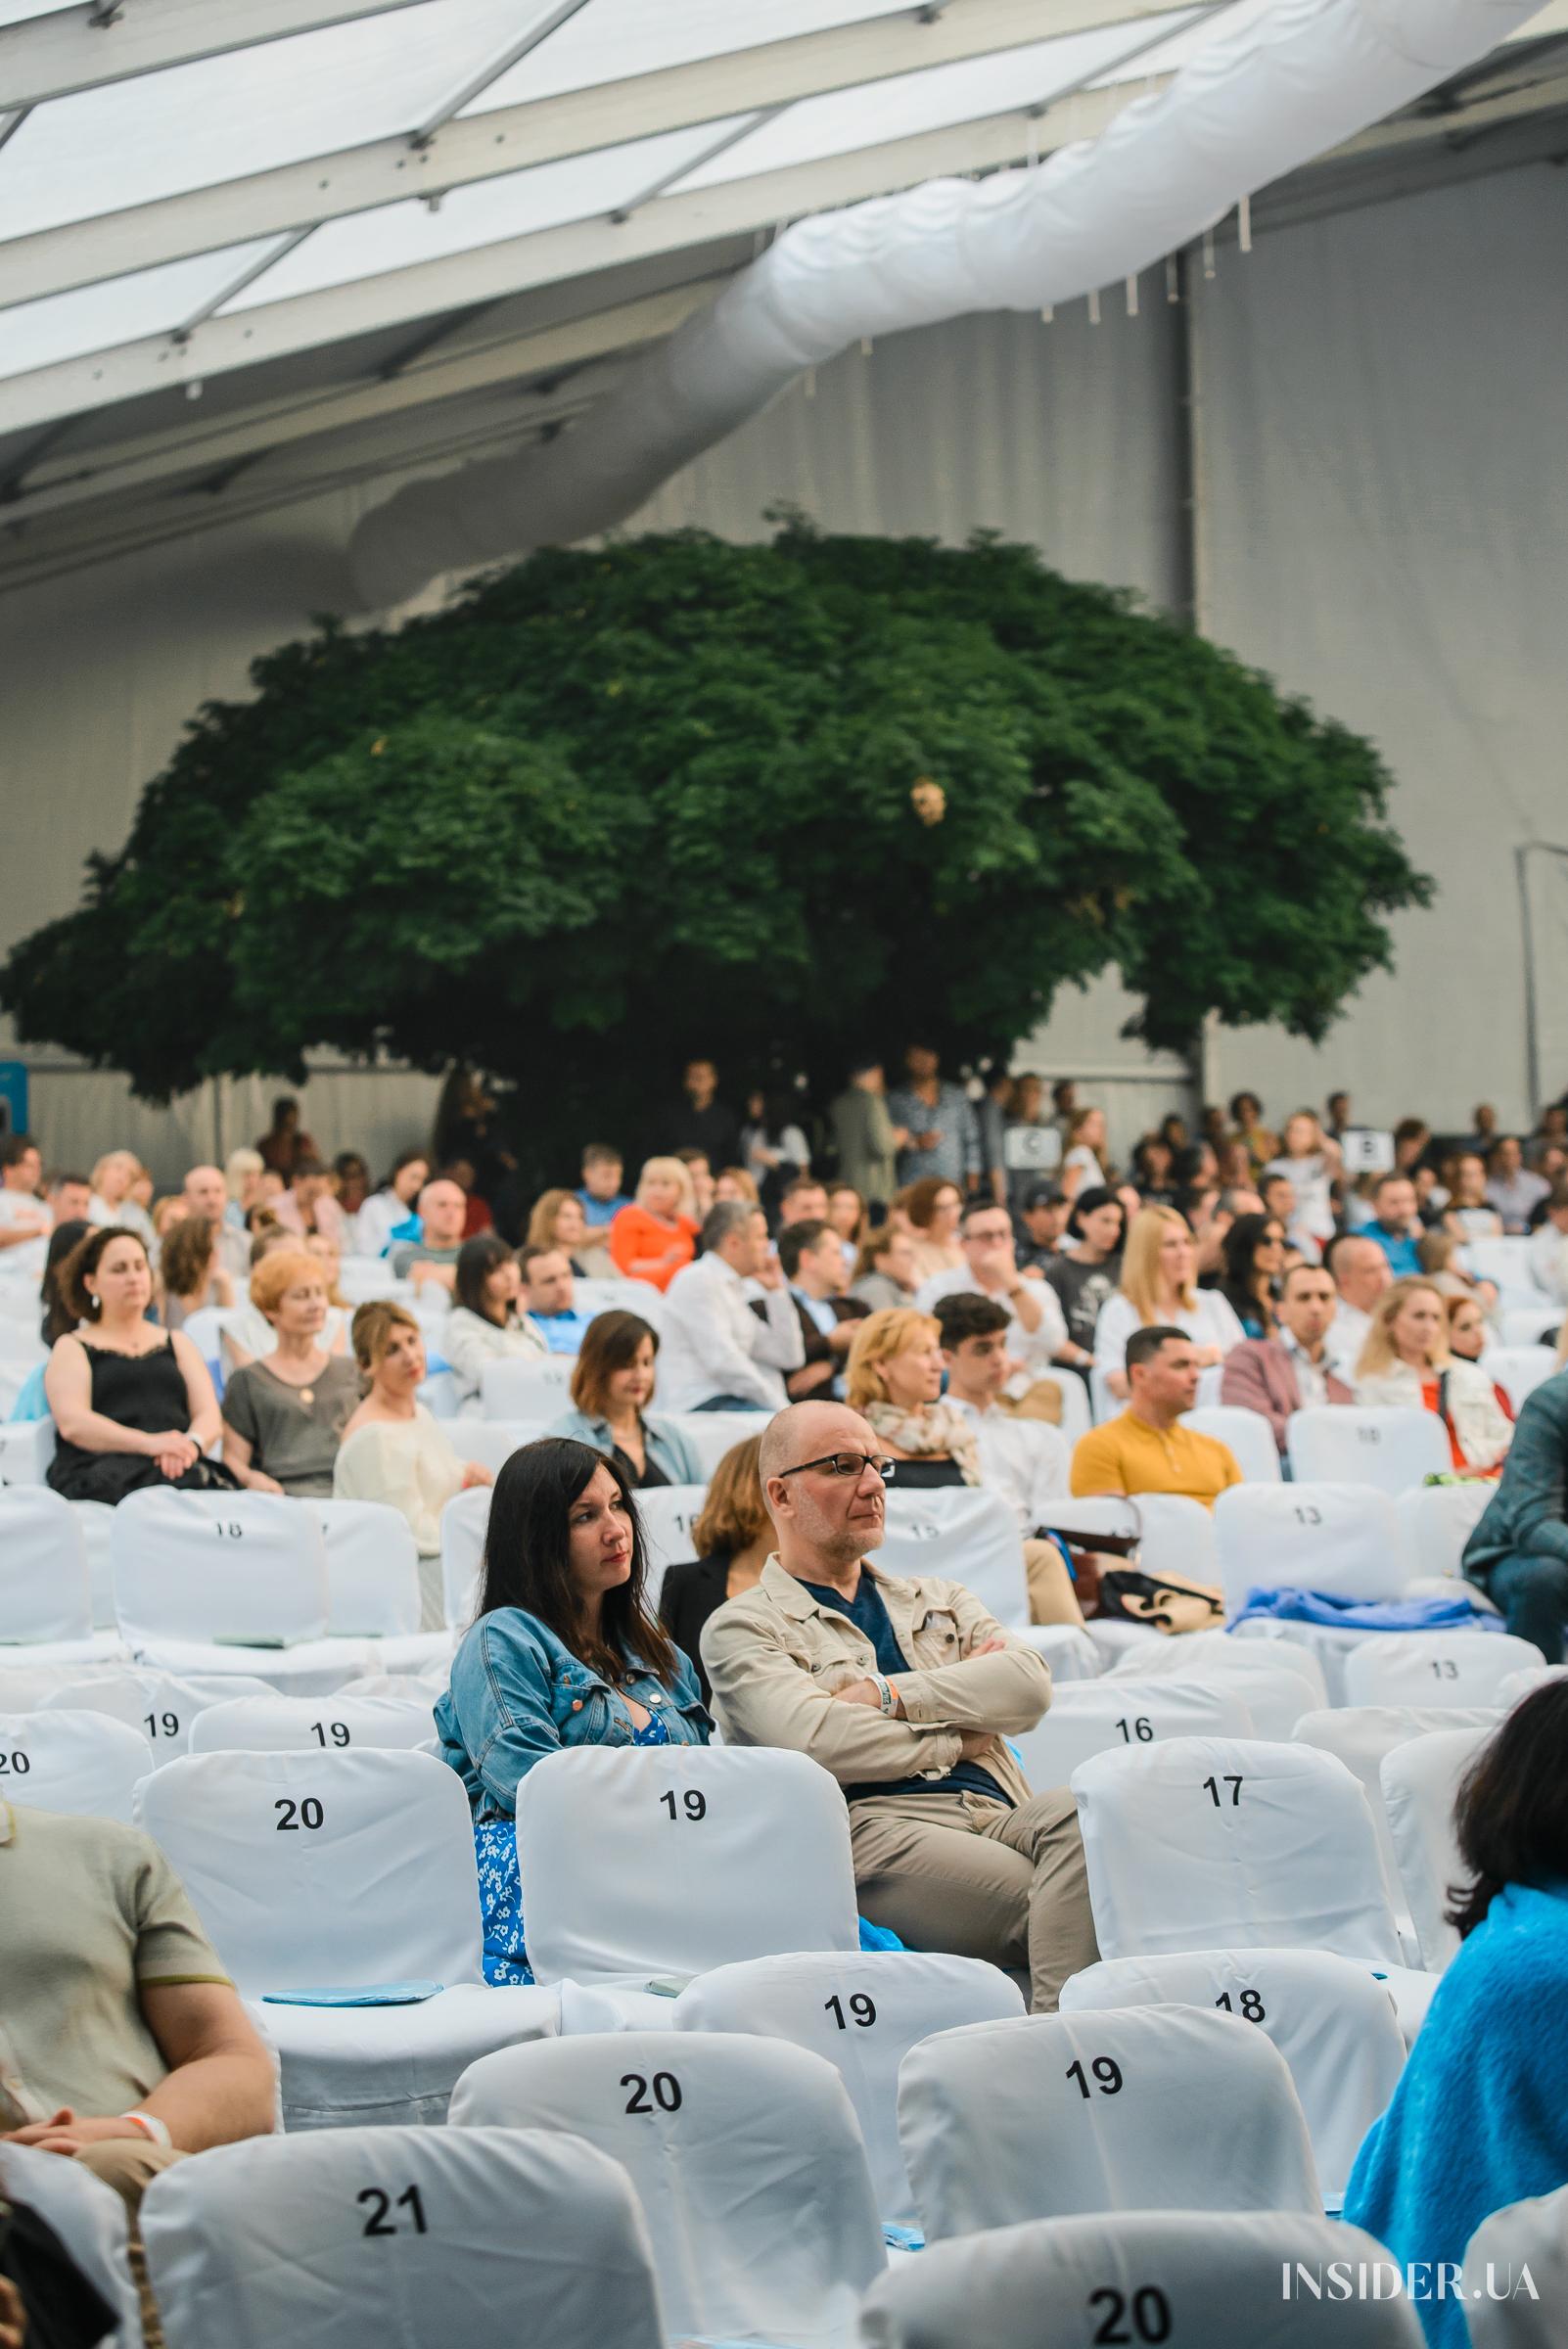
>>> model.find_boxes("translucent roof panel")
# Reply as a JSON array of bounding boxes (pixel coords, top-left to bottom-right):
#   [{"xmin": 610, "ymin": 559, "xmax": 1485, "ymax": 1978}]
[
  {"xmin": 0, "ymin": 0, "xmax": 568, "ymax": 242},
  {"xmin": 670, "ymin": 13, "xmax": 1202, "ymax": 192},
  {"xmin": 0, "ymin": 238, "xmax": 293, "ymax": 380},
  {"xmin": 1090, "ymin": 0, "xmax": 1269, "ymax": 80},
  {"xmin": 218, "ymin": 116, "xmax": 754, "ymax": 314},
  {"xmin": 465, "ymin": 0, "xmax": 931, "ymax": 114}
]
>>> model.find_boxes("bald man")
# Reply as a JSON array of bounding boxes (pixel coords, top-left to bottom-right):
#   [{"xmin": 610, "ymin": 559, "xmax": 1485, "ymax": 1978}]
[
  {"xmin": 701, "ymin": 1401, "xmax": 1097, "ymax": 2010},
  {"xmin": 181, "ymin": 1165, "xmax": 250, "ymax": 1282}
]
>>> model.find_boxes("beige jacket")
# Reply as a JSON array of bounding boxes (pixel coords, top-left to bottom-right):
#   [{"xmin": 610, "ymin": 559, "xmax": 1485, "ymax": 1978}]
[{"xmin": 701, "ymin": 1555, "xmax": 1051, "ymax": 1809}]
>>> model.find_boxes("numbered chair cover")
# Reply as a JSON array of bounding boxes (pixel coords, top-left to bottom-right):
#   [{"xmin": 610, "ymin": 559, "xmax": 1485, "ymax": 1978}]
[
  {"xmin": 1215, "ymin": 1483, "xmax": 1407, "ymax": 1615},
  {"xmin": 1126, "ymin": 1493, "xmax": 1222, "ymax": 1590},
  {"xmin": 140, "ymin": 2125, "xmax": 664, "ymax": 2349},
  {"xmin": 1105, "ymin": 1628, "xmax": 1326, "ymax": 1739},
  {"xmin": 634, "ymin": 1482, "xmax": 708, "ymax": 1611},
  {"xmin": 1398, "ymin": 1480, "xmax": 1498, "ymax": 1589},
  {"xmin": 0, "ymin": 1707, "xmax": 152, "ymax": 1821},
  {"xmin": 135, "ymin": 1749, "xmax": 558, "ymax": 2128},
  {"xmin": 1381, "ymin": 1725, "xmax": 1497, "ymax": 1972},
  {"xmin": 1060, "ymin": 1949, "xmax": 1407, "ymax": 2210},
  {"xmin": 190, "ymin": 1691, "xmax": 438, "ymax": 1753},
  {"xmin": 1466, "ymin": 2183, "xmax": 1568, "ymax": 2349},
  {"xmin": 0, "ymin": 1415, "xmax": 56, "ymax": 1486},
  {"xmin": 1482, "ymin": 1347, "xmax": 1558, "ymax": 1414},
  {"xmin": 1344, "ymin": 1632, "xmax": 1545, "ymax": 1713},
  {"xmin": 312, "ymin": 1497, "xmax": 450, "ymax": 1673},
  {"xmin": 438, "ymin": 1486, "xmax": 491, "ymax": 1631},
  {"xmin": 665, "ymin": 1409, "xmax": 766, "ymax": 1481},
  {"xmin": 1181, "ymin": 1404, "xmax": 1282, "ymax": 1484},
  {"xmin": 71, "ymin": 1499, "xmax": 117, "ymax": 1629},
  {"xmin": 1294, "ymin": 1706, "xmax": 1500, "ymax": 1948},
  {"xmin": 898, "ymin": 2007, "xmax": 1319, "ymax": 2241},
  {"xmin": 516, "ymin": 1745, "xmax": 859, "ymax": 2012},
  {"xmin": 479, "ymin": 1356, "xmax": 575, "ymax": 1420},
  {"xmin": 879, "ymin": 1488, "xmax": 1031, "ymax": 1628},
  {"xmin": 0, "ymin": 2141, "xmax": 140, "ymax": 2349},
  {"xmin": 859, "ymin": 2209, "xmax": 1427, "ymax": 2349},
  {"xmin": 674, "ymin": 1950, "xmax": 1025, "ymax": 2226},
  {"xmin": 1499, "ymin": 1666, "xmax": 1568, "ymax": 1706},
  {"xmin": 451, "ymin": 1420, "xmax": 537, "ymax": 1476},
  {"xmin": 1013, "ymin": 1678, "xmax": 1254, "ymax": 1791},
  {"xmin": 1013, "ymin": 1623, "xmax": 1102, "ymax": 1682},
  {"xmin": 39, "ymin": 1665, "xmax": 275, "ymax": 1757},
  {"xmin": 0, "ymin": 1486, "xmax": 118, "ymax": 1662},
  {"xmin": 1286, "ymin": 1407, "xmax": 1451, "ymax": 1496},
  {"xmin": 450, "ymin": 2031, "xmax": 884, "ymax": 2349}
]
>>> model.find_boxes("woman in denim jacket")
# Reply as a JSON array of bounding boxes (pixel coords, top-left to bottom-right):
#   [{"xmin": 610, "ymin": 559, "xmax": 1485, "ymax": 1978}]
[{"xmin": 436, "ymin": 1435, "xmax": 710, "ymax": 1983}]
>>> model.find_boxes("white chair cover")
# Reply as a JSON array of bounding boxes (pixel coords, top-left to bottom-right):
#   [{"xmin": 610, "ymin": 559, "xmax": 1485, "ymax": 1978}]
[
  {"xmin": 1013, "ymin": 1677, "xmax": 1254, "ymax": 1791},
  {"xmin": 860, "ymin": 2209, "xmax": 1427, "ymax": 2348},
  {"xmin": 1105, "ymin": 1628, "xmax": 1326, "ymax": 1739},
  {"xmin": 0, "ymin": 1486, "xmax": 98, "ymax": 1646},
  {"xmin": 1466, "ymin": 2182, "xmax": 1568, "ymax": 2349},
  {"xmin": 1381, "ymin": 1724, "xmax": 1497, "ymax": 1971},
  {"xmin": 136, "ymin": 1749, "xmax": 558, "ymax": 2127},
  {"xmin": 879, "ymin": 1487, "xmax": 1031, "ymax": 1628},
  {"xmin": 1499, "ymin": 1306, "xmax": 1560, "ymax": 1349},
  {"xmin": 438, "ymin": 1486, "xmax": 491, "ymax": 1631},
  {"xmin": 1397, "ymin": 1480, "xmax": 1498, "ymax": 1587},
  {"xmin": 190, "ymin": 1692, "xmax": 437, "ymax": 1753},
  {"xmin": 1029, "ymin": 1369, "xmax": 1091, "ymax": 1446},
  {"xmin": 1130, "ymin": 1492, "xmax": 1223, "ymax": 1589},
  {"xmin": 71, "ymin": 1499, "xmax": 117, "ymax": 1628},
  {"xmin": 665, "ymin": 1408, "xmax": 774, "ymax": 1480},
  {"xmin": 450, "ymin": 2031, "xmax": 884, "ymax": 2349},
  {"xmin": 1286, "ymin": 1407, "xmax": 1451, "ymax": 1495},
  {"xmin": 1215, "ymin": 1481, "xmax": 1407, "ymax": 1615},
  {"xmin": 1462, "ymin": 1237, "xmax": 1536, "ymax": 1289},
  {"xmin": 0, "ymin": 1707, "xmax": 152, "ymax": 1821},
  {"xmin": 634, "ymin": 1482, "xmax": 708, "ymax": 1611},
  {"xmin": 39, "ymin": 1664, "xmax": 276, "ymax": 1755},
  {"xmin": 674, "ymin": 1949, "xmax": 1025, "ymax": 2225},
  {"xmin": 1343, "ymin": 1632, "xmax": 1546, "ymax": 1712},
  {"xmin": 0, "ymin": 1416, "xmax": 56, "ymax": 1485},
  {"xmin": 1060, "ymin": 1947, "xmax": 1406, "ymax": 2208},
  {"xmin": 898, "ymin": 2007, "xmax": 1319, "ymax": 2240},
  {"xmin": 1181, "ymin": 1404, "xmax": 1282, "ymax": 1482},
  {"xmin": 1499, "ymin": 1666, "xmax": 1568, "ymax": 1706},
  {"xmin": 311, "ymin": 1499, "xmax": 421, "ymax": 1636},
  {"xmin": 113, "ymin": 1488, "xmax": 330, "ymax": 1647},
  {"xmin": 1482, "ymin": 1347, "xmax": 1558, "ymax": 1412},
  {"xmin": 575, "ymin": 1277, "xmax": 661, "ymax": 1319},
  {"xmin": 449, "ymin": 1420, "xmax": 537, "ymax": 1474},
  {"xmin": 1294, "ymin": 1704, "xmax": 1500, "ymax": 1941},
  {"xmin": 1014, "ymin": 1623, "xmax": 1102, "ymax": 1681},
  {"xmin": 1071, "ymin": 1736, "xmax": 1405, "ymax": 1965},
  {"xmin": 516, "ymin": 1745, "xmax": 859, "ymax": 1990},
  {"xmin": 141, "ymin": 2126, "xmax": 664, "ymax": 2349},
  {"xmin": 479, "ymin": 1356, "xmax": 576, "ymax": 1420},
  {"xmin": 0, "ymin": 2141, "xmax": 139, "ymax": 2348}
]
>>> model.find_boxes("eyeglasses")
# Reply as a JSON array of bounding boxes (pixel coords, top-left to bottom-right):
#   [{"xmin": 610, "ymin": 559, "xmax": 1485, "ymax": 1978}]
[{"xmin": 776, "ymin": 1451, "xmax": 897, "ymax": 1484}]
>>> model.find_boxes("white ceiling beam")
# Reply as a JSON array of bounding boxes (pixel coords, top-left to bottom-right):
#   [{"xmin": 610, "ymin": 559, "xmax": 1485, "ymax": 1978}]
[
  {"xmin": 7, "ymin": 278, "xmax": 725, "ymax": 524},
  {"xmin": 0, "ymin": 0, "xmax": 433, "ymax": 113},
  {"xmin": 0, "ymin": 0, "xmax": 1187, "ymax": 307}
]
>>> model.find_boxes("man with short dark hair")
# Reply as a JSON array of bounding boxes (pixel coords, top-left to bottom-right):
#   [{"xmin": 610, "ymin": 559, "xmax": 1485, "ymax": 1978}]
[
  {"xmin": 778, "ymin": 1176, "xmax": 830, "ymax": 1227},
  {"xmin": 1221, "ymin": 1261, "xmax": 1354, "ymax": 1456},
  {"xmin": 936, "ymin": 1296, "xmax": 1074, "ymax": 1604},
  {"xmin": 1070, "ymin": 1327, "xmax": 1243, "ymax": 1506},
  {"xmin": 0, "ymin": 1133, "xmax": 51, "ymax": 1276},
  {"xmin": 702, "ymin": 1399, "xmax": 1098, "ymax": 2010},
  {"xmin": 915, "ymin": 1199, "xmax": 1084, "ymax": 1374},
  {"xmin": 1361, "ymin": 1174, "xmax": 1423, "ymax": 1277},
  {"xmin": 576, "ymin": 1143, "xmax": 630, "ymax": 1228},
  {"xmin": 181, "ymin": 1162, "xmax": 253, "ymax": 1283},
  {"xmin": 669, "ymin": 1058, "xmax": 740, "ymax": 1170},
  {"xmin": 1464, "ymin": 1371, "xmax": 1568, "ymax": 1658},
  {"xmin": 1323, "ymin": 1231, "xmax": 1394, "ymax": 1377},
  {"xmin": 1528, "ymin": 1184, "xmax": 1568, "ymax": 1306},
  {"xmin": 518, "ymin": 1245, "xmax": 589, "ymax": 1353},
  {"xmin": 1014, "ymin": 1183, "xmax": 1071, "ymax": 1276},
  {"xmin": 45, "ymin": 1171, "xmax": 92, "ymax": 1228},
  {"xmin": 657, "ymin": 1201, "xmax": 805, "ymax": 1411},
  {"xmin": 770, "ymin": 1219, "xmax": 869, "ymax": 1402}
]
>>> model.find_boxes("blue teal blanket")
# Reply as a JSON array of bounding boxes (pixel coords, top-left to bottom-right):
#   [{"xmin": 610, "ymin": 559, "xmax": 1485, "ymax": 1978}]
[
  {"xmin": 1231, "ymin": 1586, "xmax": 1502, "ymax": 1634},
  {"xmin": 1343, "ymin": 1882, "xmax": 1568, "ymax": 2345}
]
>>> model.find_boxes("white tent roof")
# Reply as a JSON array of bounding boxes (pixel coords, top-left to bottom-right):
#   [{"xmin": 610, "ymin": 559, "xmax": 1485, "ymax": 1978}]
[{"xmin": 2, "ymin": 0, "xmax": 1566, "ymax": 585}]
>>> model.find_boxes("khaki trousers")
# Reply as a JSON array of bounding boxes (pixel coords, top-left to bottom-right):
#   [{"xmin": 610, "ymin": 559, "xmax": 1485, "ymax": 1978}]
[
  {"xmin": 74, "ymin": 2141, "xmax": 184, "ymax": 2348},
  {"xmin": 1023, "ymin": 1537, "xmax": 1085, "ymax": 1629},
  {"xmin": 850, "ymin": 1785, "xmax": 1100, "ymax": 2012}
]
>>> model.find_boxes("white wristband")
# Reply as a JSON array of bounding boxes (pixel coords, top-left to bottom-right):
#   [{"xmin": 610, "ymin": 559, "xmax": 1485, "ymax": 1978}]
[
  {"xmin": 120, "ymin": 2110, "xmax": 172, "ymax": 2150},
  {"xmin": 871, "ymin": 1673, "xmax": 897, "ymax": 1717}
]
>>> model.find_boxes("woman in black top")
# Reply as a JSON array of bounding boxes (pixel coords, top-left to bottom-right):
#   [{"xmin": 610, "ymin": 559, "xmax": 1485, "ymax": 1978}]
[
  {"xmin": 1218, "ymin": 1212, "xmax": 1287, "ymax": 1342},
  {"xmin": 659, "ymin": 1435, "xmax": 772, "ymax": 1703}
]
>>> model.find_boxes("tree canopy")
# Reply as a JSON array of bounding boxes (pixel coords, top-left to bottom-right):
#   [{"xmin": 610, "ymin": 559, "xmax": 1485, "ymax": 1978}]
[{"xmin": 2, "ymin": 520, "xmax": 1430, "ymax": 1163}]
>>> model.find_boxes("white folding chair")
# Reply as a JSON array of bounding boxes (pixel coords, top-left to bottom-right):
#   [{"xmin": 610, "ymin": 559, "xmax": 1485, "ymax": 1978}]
[
  {"xmin": 1343, "ymin": 1631, "xmax": 1546, "ymax": 1712},
  {"xmin": 438, "ymin": 1486, "xmax": 491, "ymax": 1630},
  {"xmin": 675, "ymin": 1950, "xmax": 1025, "ymax": 2228},
  {"xmin": 0, "ymin": 1487, "xmax": 118, "ymax": 1662},
  {"xmin": 1499, "ymin": 1665, "xmax": 1568, "ymax": 1706},
  {"xmin": 1462, "ymin": 1237, "xmax": 1536, "ymax": 1291},
  {"xmin": 634, "ymin": 1481, "xmax": 708, "ymax": 1611},
  {"xmin": 1105, "ymin": 1628, "xmax": 1326, "ymax": 1739},
  {"xmin": 1182, "ymin": 1404, "xmax": 1282, "ymax": 1483},
  {"xmin": 0, "ymin": 1414, "xmax": 56, "ymax": 1485},
  {"xmin": 859, "ymin": 2209, "xmax": 1426, "ymax": 2348},
  {"xmin": 479, "ymin": 1356, "xmax": 576, "ymax": 1420},
  {"xmin": 1041, "ymin": 1498, "xmax": 1159, "ymax": 1667},
  {"xmin": 0, "ymin": 2142, "xmax": 139, "ymax": 2349},
  {"xmin": 69, "ymin": 1499, "xmax": 117, "ymax": 1628},
  {"xmin": 1499, "ymin": 1305, "xmax": 1560, "ymax": 1349},
  {"xmin": 39, "ymin": 1664, "xmax": 276, "ymax": 1756},
  {"xmin": 337, "ymin": 1257, "xmax": 411, "ymax": 1303},
  {"xmin": 1215, "ymin": 1481, "xmax": 1407, "ymax": 1615},
  {"xmin": 1061, "ymin": 1947, "xmax": 1407, "ymax": 2210},
  {"xmin": 1014, "ymin": 1676, "xmax": 1254, "ymax": 1790},
  {"xmin": 135, "ymin": 1750, "xmax": 558, "ymax": 2128},
  {"xmin": 576, "ymin": 1277, "xmax": 664, "ymax": 1323},
  {"xmin": 141, "ymin": 2126, "xmax": 664, "ymax": 2349},
  {"xmin": 450, "ymin": 1420, "xmax": 537, "ymax": 1475},
  {"xmin": 1398, "ymin": 1479, "xmax": 1497, "ymax": 1589},
  {"xmin": 665, "ymin": 1409, "xmax": 771, "ymax": 1480},
  {"xmin": 1466, "ymin": 2182, "xmax": 1568, "ymax": 2349},
  {"xmin": 898, "ymin": 2007, "xmax": 1319, "ymax": 2240},
  {"xmin": 1381, "ymin": 1724, "xmax": 1496, "ymax": 1971},
  {"xmin": 312, "ymin": 1497, "xmax": 450, "ymax": 1671},
  {"xmin": 1025, "ymin": 1369, "xmax": 1092, "ymax": 1447},
  {"xmin": 879, "ymin": 1487, "xmax": 1030, "ymax": 1628},
  {"xmin": 515, "ymin": 1746, "xmax": 858, "ymax": 2026},
  {"xmin": 416, "ymin": 1370, "xmax": 460, "ymax": 1419},
  {"xmin": 451, "ymin": 2032, "xmax": 883, "ymax": 2349},
  {"xmin": 1014, "ymin": 1622, "xmax": 1102, "ymax": 1681},
  {"xmin": 1286, "ymin": 1406, "xmax": 1451, "ymax": 1495},
  {"xmin": 1482, "ymin": 1346, "xmax": 1558, "ymax": 1412},
  {"xmin": 0, "ymin": 1707, "xmax": 151, "ymax": 1821},
  {"xmin": 1128, "ymin": 1491, "xmax": 1222, "ymax": 1588},
  {"xmin": 190, "ymin": 1691, "xmax": 438, "ymax": 1753}
]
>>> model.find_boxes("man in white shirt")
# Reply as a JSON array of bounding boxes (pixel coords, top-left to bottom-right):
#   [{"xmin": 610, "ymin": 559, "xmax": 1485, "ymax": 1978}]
[
  {"xmin": 1323, "ymin": 1232, "xmax": 1393, "ymax": 1378},
  {"xmin": 0, "ymin": 1134, "xmax": 52, "ymax": 1292},
  {"xmin": 1527, "ymin": 1186, "xmax": 1568, "ymax": 1306},
  {"xmin": 1486, "ymin": 1136, "xmax": 1550, "ymax": 1235},
  {"xmin": 181, "ymin": 1164, "xmax": 251, "ymax": 1283},
  {"xmin": 915, "ymin": 1200, "xmax": 1087, "ymax": 1376},
  {"xmin": 657, "ymin": 1201, "xmax": 806, "ymax": 1412}
]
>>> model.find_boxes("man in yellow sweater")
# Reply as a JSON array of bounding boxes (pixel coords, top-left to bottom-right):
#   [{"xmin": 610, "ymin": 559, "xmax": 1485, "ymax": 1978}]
[{"xmin": 1071, "ymin": 1325, "xmax": 1243, "ymax": 1508}]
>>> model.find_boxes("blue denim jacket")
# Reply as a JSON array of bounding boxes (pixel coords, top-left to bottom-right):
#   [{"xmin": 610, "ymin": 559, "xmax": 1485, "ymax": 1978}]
[{"xmin": 435, "ymin": 1605, "xmax": 711, "ymax": 1819}]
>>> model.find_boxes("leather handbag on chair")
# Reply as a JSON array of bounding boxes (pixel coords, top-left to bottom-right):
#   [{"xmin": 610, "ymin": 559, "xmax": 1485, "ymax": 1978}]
[{"xmin": 1040, "ymin": 1497, "xmax": 1224, "ymax": 1635}]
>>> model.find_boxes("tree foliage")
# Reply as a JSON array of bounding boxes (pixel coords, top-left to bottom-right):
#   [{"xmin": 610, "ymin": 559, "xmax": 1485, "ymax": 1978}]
[{"xmin": 2, "ymin": 522, "xmax": 1430, "ymax": 1163}]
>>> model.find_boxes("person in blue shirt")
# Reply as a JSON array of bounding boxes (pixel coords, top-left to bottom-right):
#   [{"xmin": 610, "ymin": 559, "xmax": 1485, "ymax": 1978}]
[
  {"xmin": 576, "ymin": 1143, "xmax": 631, "ymax": 1230},
  {"xmin": 1362, "ymin": 1172, "xmax": 1425, "ymax": 1277},
  {"xmin": 435, "ymin": 1436, "xmax": 711, "ymax": 1984},
  {"xmin": 518, "ymin": 1244, "xmax": 592, "ymax": 1355}
]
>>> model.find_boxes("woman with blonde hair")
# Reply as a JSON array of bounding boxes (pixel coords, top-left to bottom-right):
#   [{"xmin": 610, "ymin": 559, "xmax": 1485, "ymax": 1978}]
[
  {"xmin": 221, "ymin": 1248, "xmax": 359, "ymax": 1497},
  {"xmin": 526, "ymin": 1186, "xmax": 614, "ymax": 1278},
  {"xmin": 223, "ymin": 1146, "xmax": 265, "ymax": 1232},
  {"xmin": 658, "ymin": 1435, "xmax": 772, "ymax": 1699},
  {"xmin": 87, "ymin": 1150, "xmax": 156, "ymax": 1244},
  {"xmin": 899, "ymin": 1175, "xmax": 964, "ymax": 1284},
  {"xmin": 1355, "ymin": 1276, "xmax": 1513, "ymax": 1476},
  {"xmin": 1092, "ymin": 1205, "xmax": 1246, "ymax": 1401},
  {"xmin": 608, "ymin": 1156, "xmax": 700, "ymax": 1291}
]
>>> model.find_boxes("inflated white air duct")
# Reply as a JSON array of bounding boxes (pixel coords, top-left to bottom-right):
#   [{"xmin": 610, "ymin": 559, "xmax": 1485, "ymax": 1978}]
[{"xmin": 348, "ymin": 0, "xmax": 1538, "ymax": 610}]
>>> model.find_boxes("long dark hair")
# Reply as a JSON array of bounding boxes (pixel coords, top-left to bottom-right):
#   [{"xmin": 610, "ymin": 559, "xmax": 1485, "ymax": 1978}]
[
  {"xmin": 455, "ymin": 1232, "xmax": 516, "ymax": 1323},
  {"xmin": 40, "ymin": 1219, "xmax": 90, "ymax": 1344},
  {"xmin": 478, "ymin": 1438, "xmax": 680, "ymax": 1687},
  {"xmin": 570, "ymin": 1310, "xmax": 659, "ymax": 1420},
  {"xmin": 1219, "ymin": 1212, "xmax": 1279, "ymax": 1336},
  {"xmin": 1448, "ymin": 1683, "xmax": 1568, "ymax": 1939}
]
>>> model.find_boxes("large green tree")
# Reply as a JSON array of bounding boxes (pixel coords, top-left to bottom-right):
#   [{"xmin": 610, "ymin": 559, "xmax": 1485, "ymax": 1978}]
[{"xmin": 2, "ymin": 522, "xmax": 1429, "ymax": 1169}]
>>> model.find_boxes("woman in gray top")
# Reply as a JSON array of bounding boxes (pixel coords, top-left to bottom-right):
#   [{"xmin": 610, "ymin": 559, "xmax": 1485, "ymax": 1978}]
[{"xmin": 220, "ymin": 1247, "xmax": 358, "ymax": 1497}]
